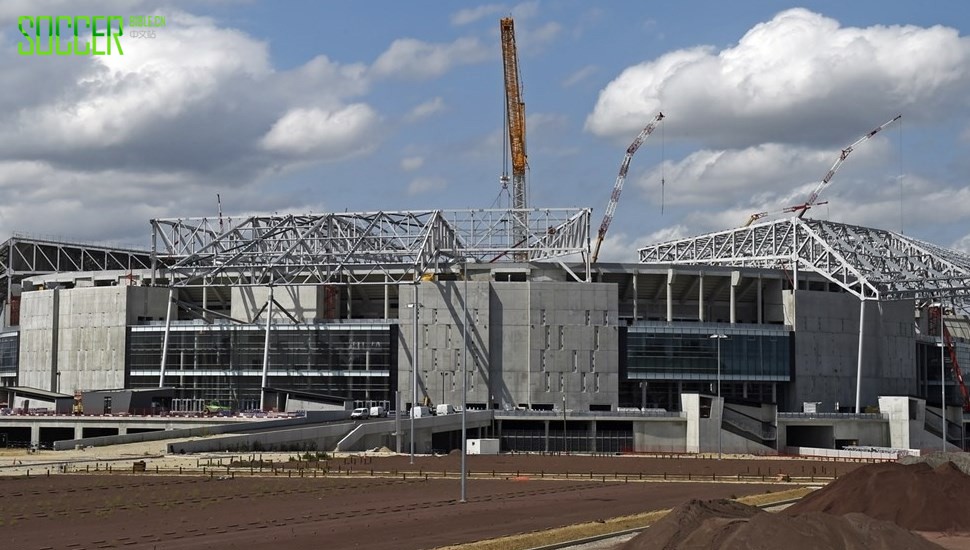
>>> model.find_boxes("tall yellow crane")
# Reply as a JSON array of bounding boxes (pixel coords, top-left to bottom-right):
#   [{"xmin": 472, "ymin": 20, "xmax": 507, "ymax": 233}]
[{"xmin": 500, "ymin": 17, "xmax": 529, "ymax": 259}]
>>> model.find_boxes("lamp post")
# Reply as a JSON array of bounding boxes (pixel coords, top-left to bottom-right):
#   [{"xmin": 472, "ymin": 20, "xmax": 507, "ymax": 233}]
[
  {"xmin": 460, "ymin": 258, "xmax": 468, "ymax": 503},
  {"xmin": 710, "ymin": 334, "xmax": 728, "ymax": 459},
  {"xmin": 407, "ymin": 283, "xmax": 420, "ymax": 464},
  {"xmin": 934, "ymin": 301, "xmax": 947, "ymax": 453}
]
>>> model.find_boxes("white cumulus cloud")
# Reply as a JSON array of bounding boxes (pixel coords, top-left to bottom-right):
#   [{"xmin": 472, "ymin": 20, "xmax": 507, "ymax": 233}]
[
  {"xmin": 586, "ymin": 8, "xmax": 970, "ymax": 149},
  {"xmin": 371, "ymin": 37, "xmax": 491, "ymax": 80},
  {"xmin": 260, "ymin": 104, "xmax": 380, "ymax": 158}
]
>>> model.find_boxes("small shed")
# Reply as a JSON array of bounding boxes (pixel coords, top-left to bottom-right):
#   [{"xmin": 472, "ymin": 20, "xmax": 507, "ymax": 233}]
[{"xmin": 82, "ymin": 388, "xmax": 175, "ymax": 415}]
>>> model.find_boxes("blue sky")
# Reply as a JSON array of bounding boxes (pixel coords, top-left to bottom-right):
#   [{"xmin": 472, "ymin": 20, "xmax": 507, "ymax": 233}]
[{"xmin": 2, "ymin": 1, "xmax": 969, "ymax": 261}]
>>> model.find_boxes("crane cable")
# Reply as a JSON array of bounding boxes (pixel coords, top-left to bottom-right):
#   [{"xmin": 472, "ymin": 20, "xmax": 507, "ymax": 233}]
[{"xmin": 661, "ymin": 116, "xmax": 666, "ymax": 215}]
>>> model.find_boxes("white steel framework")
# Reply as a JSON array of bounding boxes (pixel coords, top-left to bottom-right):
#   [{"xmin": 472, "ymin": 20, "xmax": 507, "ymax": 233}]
[
  {"xmin": 152, "ymin": 208, "xmax": 591, "ymax": 287},
  {"xmin": 638, "ymin": 217, "xmax": 970, "ymax": 306},
  {"xmin": 0, "ymin": 234, "xmax": 153, "ymax": 323}
]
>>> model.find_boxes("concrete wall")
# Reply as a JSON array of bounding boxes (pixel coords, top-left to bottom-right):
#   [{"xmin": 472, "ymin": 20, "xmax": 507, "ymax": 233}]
[
  {"xmin": 232, "ymin": 286, "xmax": 325, "ymax": 323},
  {"xmin": 634, "ymin": 419, "xmax": 687, "ymax": 452},
  {"xmin": 18, "ymin": 289, "xmax": 57, "ymax": 390},
  {"xmin": 790, "ymin": 291, "xmax": 916, "ymax": 411},
  {"xmin": 19, "ymin": 286, "xmax": 169, "ymax": 393},
  {"xmin": 398, "ymin": 280, "xmax": 491, "ymax": 410}
]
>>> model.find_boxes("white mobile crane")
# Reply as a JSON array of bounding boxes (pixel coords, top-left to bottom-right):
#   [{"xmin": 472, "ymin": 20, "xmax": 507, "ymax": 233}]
[
  {"xmin": 591, "ymin": 112, "xmax": 665, "ymax": 263},
  {"xmin": 744, "ymin": 114, "xmax": 902, "ymax": 227}
]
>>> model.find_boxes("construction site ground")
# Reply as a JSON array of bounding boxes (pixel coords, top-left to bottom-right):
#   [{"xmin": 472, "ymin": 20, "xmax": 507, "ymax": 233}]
[{"xmin": 0, "ymin": 444, "xmax": 945, "ymax": 550}]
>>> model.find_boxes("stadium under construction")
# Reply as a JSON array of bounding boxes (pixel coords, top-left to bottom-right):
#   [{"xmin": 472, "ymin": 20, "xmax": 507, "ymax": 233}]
[{"xmin": 0, "ymin": 209, "xmax": 969, "ymax": 456}]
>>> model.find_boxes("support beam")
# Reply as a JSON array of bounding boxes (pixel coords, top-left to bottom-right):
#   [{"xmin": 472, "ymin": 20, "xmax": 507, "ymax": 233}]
[
  {"xmin": 260, "ymin": 286, "xmax": 275, "ymax": 411},
  {"xmin": 158, "ymin": 287, "xmax": 174, "ymax": 388},
  {"xmin": 855, "ymin": 298, "xmax": 866, "ymax": 413}
]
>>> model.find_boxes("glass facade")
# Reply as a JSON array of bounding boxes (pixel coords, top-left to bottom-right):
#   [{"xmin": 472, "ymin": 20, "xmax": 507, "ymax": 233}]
[
  {"xmin": 624, "ymin": 322, "xmax": 792, "ymax": 382},
  {"xmin": 128, "ymin": 322, "xmax": 396, "ymax": 409},
  {"xmin": 620, "ymin": 322, "xmax": 792, "ymax": 410},
  {"xmin": 0, "ymin": 330, "xmax": 17, "ymax": 385}
]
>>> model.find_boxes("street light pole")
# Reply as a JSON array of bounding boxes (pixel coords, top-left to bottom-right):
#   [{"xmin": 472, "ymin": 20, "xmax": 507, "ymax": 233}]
[
  {"xmin": 460, "ymin": 259, "xmax": 468, "ymax": 503},
  {"xmin": 710, "ymin": 334, "xmax": 728, "ymax": 460},
  {"xmin": 940, "ymin": 338, "xmax": 947, "ymax": 452},
  {"xmin": 410, "ymin": 283, "xmax": 419, "ymax": 464}
]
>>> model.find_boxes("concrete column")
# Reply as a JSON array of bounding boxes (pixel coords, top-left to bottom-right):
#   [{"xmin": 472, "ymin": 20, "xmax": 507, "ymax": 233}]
[
  {"xmin": 756, "ymin": 275, "xmax": 763, "ymax": 325},
  {"xmin": 632, "ymin": 271, "xmax": 639, "ymax": 322},
  {"xmin": 698, "ymin": 275, "xmax": 704, "ymax": 322},
  {"xmin": 74, "ymin": 425, "xmax": 83, "ymax": 440},
  {"xmin": 119, "ymin": 426, "xmax": 128, "ymax": 436},
  {"xmin": 590, "ymin": 419, "xmax": 597, "ymax": 453},
  {"xmin": 30, "ymin": 425, "xmax": 40, "ymax": 446},
  {"xmin": 730, "ymin": 271, "xmax": 740, "ymax": 324},
  {"xmin": 384, "ymin": 279, "xmax": 390, "ymax": 319},
  {"xmin": 666, "ymin": 269, "xmax": 675, "ymax": 322}
]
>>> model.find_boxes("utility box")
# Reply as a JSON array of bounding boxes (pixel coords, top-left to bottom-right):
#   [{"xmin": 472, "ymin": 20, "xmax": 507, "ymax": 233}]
[
  {"xmin": 435, "ymin": 404, "xmax": 455, "ymax": 416},
  {"xmin": 467, "ymin": 438, "xmax": 500, "ymax": 455}
]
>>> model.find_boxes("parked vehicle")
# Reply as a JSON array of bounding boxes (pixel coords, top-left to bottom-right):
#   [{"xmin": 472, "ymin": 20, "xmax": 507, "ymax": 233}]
[
  {"xmin": 410, "ymin": 405, "xmax": 432, "ymax": 418},
  {"xmin": 435, "ymin": 404, "xmax": 456, "ymax": 416},
  {"xmin": 350, "ymin": 407, "xmax": 370, "ymax": 419},
  {"xmin": 369, "ymin": 406, "xmax": 387, "ymax": 418}
]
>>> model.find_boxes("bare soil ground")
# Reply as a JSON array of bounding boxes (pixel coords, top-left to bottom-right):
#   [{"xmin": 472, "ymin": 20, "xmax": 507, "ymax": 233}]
[{"xmin": 0, "ymin": 451, "xmax": 843, "ymax": 550}]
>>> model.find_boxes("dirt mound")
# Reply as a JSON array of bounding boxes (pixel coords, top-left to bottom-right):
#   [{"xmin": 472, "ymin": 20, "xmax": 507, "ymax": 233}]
[
  {"xmin": 899, "ymin": 451, "xmax": 970, "ymax": 476},
  {"xmin": 785, "ymin": 461, "xmax": 970, "ymax": 532},
  {"xmin": 617, "ymin": 499, "xmax": 758, "ymax": 549},
  {"xmin": 619, "ymin": 500, "xmax": 943, "ymax": 550}
]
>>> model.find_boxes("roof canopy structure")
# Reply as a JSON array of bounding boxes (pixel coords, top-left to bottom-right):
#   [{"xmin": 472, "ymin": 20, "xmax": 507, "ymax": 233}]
[
  {"xmin": 151, "ymin": 208, "xmax": 591, "ymax": 287},
  {"xmin": 638, "ymin": 217, "xmax": 970, "ymax": 306},
  {"xmin": 0, "ymin": 233, "xmax": 152, "ymax": 303}
]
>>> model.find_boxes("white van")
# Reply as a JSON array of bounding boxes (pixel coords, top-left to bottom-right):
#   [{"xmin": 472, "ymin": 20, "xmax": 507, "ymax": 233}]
[
  {"xmin": 350, "ymin": 407, "xmax": 370, "ymax": 419},
  {"xmin": 369, "ymin": 406, "xmax": 387, "ymax": 418},
  {"xmin": 435, "ymin": 404, "xmax": 456, "ymax": 416},
  {"xmin": 411, "ymin": 405, "xmax": 432, "ymax": 418}
]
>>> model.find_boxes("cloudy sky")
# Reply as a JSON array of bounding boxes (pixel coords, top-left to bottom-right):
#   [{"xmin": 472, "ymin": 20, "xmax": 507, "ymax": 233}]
[{"xmin": 3, "ymin": 1, "xmax": 969, "ymax": 260}]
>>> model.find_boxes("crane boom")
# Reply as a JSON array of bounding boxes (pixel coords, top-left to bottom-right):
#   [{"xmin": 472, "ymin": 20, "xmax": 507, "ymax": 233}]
[
  {"xmin": 500, "ymin": 17, "xmax": 529, "ymax": 260},
  {"xmin": 930, "ymin": 305, "xmax": 970, "ymax": 412},
  {"xmin": 743, "ymin": 114, "xmax": 901, "ymax": 227},
  {"xmin": 592, "ymin": 112, "xmax": 664, "ymax": 263},
  {"xmin": 796, "ymin": 114, "xmax": 901, "ymax": 218}
]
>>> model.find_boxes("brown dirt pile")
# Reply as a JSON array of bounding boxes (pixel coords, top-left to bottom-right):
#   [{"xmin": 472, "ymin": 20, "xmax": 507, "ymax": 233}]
[
  {"xmin": 785, "ymin": 461, "xmax": 970, "ymax": 532},
  {"xmin": 618, "ymin": 500, "xmax": 944, "ymax": 550}
]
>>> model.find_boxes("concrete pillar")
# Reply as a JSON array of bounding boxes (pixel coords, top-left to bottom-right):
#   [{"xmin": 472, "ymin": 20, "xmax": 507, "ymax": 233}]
[
  {"xmin": 74, "ymin": 425, "xmax": 83, "ymax": 440},
  {"xmin": 119, "ymin": 426, "xmax": 128, "ymax": 436},
  {"xmin": 30, "ymin": 425, "xmax": 40, "ymax": 446},
  {"xmin": 590, "ymin": 419, "xmax": 597, "ymax": 453},
  {"xmin": 757, "ymin": 275, "xmax": 763, "ymax": 325},
  {"xmin": 666, "ymin": 269, "xmax": 675, "ymax": 322},
  {"xmin": 632, "ymin": 271, "xmax": 639, "ymax": 322},
  {"xmin": 730, "ymin": 271, "xmax": 740, "ymax": 324},
  {"xmin": 384, "ymin": 279, "xmax": 390, "ymax": 319},
  {"xmin": 698, "ymin": 275, "xmax": 704, "ymax": 322}
]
